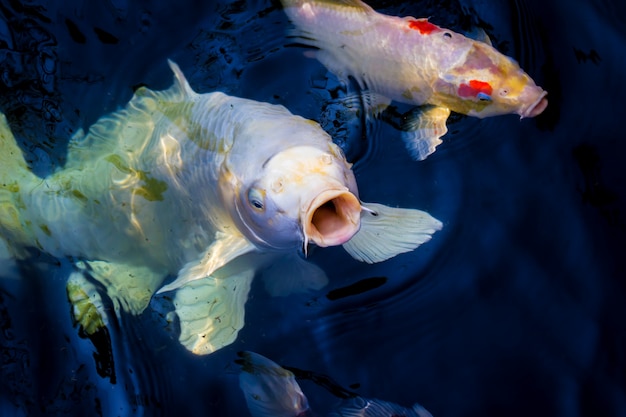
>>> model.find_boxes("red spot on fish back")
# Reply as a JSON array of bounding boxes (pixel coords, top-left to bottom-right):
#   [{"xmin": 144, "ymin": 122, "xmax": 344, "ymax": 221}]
[
  {"xmin": 408, "ymin": 19, "xmax": 440, "ymax": 35},
  {"xmin": 469, "ymin": 80, "xmax": 493, "ymax": 95},
  {"xmin": 458, "ymin": 79, "xmax": 493, "ymax": 97}
]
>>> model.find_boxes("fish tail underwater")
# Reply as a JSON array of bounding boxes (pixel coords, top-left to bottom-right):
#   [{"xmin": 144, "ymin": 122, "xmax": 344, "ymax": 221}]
[{"xmin": 0, "ymin": 113, "xmax": 40, "ymax": 264}]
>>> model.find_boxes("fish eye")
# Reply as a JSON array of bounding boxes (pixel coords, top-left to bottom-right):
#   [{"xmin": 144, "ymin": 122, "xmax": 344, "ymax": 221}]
[
  {"xmin": 247, "ymin": 188, "xmax": 265, "ymax": 211},
  {"xmin": 443, "ymin": 32, "xmax": 452, "ymax": 39},
  {"xmin": 499, "ymin": 88, "xmax": 510, "ymax": 97}
]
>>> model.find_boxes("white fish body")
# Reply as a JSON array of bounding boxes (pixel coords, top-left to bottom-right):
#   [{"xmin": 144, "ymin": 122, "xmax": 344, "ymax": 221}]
[
  {"xmin": 238, "ymin": 351, "xmax": 433, "ymax": 417},
  {"xmin": 280, "ymin": 0, "xmax": 548, "ymax": 160},
  {"xmin": 0, "ymin": 61, "xmax": 442, "ymax": 354}
]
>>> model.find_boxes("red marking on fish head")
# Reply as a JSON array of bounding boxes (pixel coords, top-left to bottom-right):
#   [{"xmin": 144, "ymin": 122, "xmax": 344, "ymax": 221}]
[
  {"xmin": 458, "ymin": 79, "xmax": 493, "ymax": 98},
  {"xmin": 408, "ymin": 19, "xmax": 440, "ymax": 35}
]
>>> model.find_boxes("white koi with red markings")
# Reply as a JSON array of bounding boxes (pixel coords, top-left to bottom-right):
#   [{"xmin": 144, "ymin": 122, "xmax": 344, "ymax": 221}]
[{"xmin": 280, "ymin": 0, "xmax": 548, "ymax": 160}]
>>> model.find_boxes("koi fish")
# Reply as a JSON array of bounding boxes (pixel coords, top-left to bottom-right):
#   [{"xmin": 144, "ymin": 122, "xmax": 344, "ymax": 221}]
[
  {"xmin": 238, "ymin": 351, "xmax": 433, "ymax": 417},
  {"xmin": 0, "ymin": 61, "xmax": 442, "ymax": 355},
  {"xmin": 280, "ymin": 0, "xmax": 548, "ymax": 160}
]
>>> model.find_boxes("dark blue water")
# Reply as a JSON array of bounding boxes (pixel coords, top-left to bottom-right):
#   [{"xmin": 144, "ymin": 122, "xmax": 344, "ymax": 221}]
[{"xmin": 1, "ymin": 0, "xmax": 625, "ymax": 416}]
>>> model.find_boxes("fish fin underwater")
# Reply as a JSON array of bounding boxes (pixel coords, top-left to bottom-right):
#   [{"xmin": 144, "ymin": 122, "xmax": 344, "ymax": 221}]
[
  {"xmin": 73, "ymin": 260, "xmax": 163, "ymax": 318},
  {"xmin": 342, "ymin": 202, "xmax": 443, "ymax": 264},
  {"xmin": 172, "ymin": 269, "xmax": 255, "ymax": 355},
  {"xmin": 67, "ymin": 268, "xmax": 110, "ymax": 335},
  {"xmin": 63, "ymin": 62, "xmax": 190, "ymax": 172},
  {"xmin": 401, "ymin": 105, "xmax": 451, "ymax": 161},
  {"xmin": 237, "ymin": 351, "xmax": 433, "ymax": 417},
  {"xmin": 156, "ymin": 231, "xmax": 256, "ymax": 294}
]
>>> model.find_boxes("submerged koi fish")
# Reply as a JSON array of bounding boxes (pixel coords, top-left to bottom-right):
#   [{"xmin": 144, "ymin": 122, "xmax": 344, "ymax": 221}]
[
  {"xmin": 280, "ymin": 0, "xmax": 548, "ymax": 160},
  {"xmin": 0, "ymin": 61, "xmax": 442, "ymax": 355},
  {"xmin": 238, "ymin": 351, "xmax": 433, "ymax": 417}
]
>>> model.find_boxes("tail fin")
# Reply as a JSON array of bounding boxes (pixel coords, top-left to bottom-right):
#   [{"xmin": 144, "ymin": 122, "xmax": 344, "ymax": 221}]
[
  {"xmin": 0, "ymin": 113, "xmax": 37, "ymax": 260},
  {"xmin": 0, "ymin": 114, "xmax": 29, "ymax": 171}
]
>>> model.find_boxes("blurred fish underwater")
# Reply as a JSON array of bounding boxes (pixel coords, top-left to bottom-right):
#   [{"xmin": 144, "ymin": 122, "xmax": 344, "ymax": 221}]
[
  {"xmin": 1, "ymin": 0, "xmax": 626, "ymax": 416},
  {"xmin": 237, "ymin": 350, "xmax": 433, "ymax": 417}
]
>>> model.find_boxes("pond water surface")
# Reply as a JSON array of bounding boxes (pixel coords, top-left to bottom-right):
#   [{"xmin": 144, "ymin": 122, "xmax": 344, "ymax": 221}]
[{"xmin": 1, "ymin": 0, "xmax": 625, "ymax": 416}]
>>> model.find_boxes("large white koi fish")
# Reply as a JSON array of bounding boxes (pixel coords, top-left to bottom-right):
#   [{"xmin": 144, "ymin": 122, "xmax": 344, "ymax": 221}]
[
  {"xmin": 0, "ymin": 61, "xmax": 441, "ymax": 355},
  {"xmin": 280, "ymin": 0, "xmax": 548, "ymax": 160}
]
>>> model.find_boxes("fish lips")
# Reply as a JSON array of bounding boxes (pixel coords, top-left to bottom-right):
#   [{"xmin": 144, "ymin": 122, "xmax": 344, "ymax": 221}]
[
  {"xmin": 302, "ymin": 188, "xmax": 361, "ymax": 248},
  {"xmin": 520, "ymin": 90, "xmax": 548, "ymax": 118}
]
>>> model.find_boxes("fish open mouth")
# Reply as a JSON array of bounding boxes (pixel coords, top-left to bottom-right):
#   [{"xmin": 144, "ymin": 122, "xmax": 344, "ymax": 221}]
[
  {"xmin": 303, "ymin": 189, "xmax": 361, "ymax": 248},
  {"xmin": 522, "ymin": 91, "xmax": 548, "ymax": 118}
]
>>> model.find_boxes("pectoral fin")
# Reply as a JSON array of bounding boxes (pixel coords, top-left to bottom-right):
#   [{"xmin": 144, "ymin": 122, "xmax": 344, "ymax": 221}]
[
  {"xmin": 157, "ymin": 232, "xmax": 255, "ymax": 294},
  {"xmin": 261, "ymin": 253, "xmax": 329, "ymax": 297},
  {"xmin": 173, "ymin": 269, "xmax": 255, "ymax": 355},
  {"xmin": 67, "ymin": 260, "xmax": 164, "ymax": 338},
  {"xmin": 401, "ymin": 105, "xmax": 451, "ymax": 161},
  {"xmin": 66, "ymin": 268, "xmax": 117, "ymax": 383},
  {"xmin": 67, "ymin": 269, "xmax": 109, "ymax": 335},
  {"xmin": 342, "ymin": 202, "xmax": 442, "ymax": 264}
]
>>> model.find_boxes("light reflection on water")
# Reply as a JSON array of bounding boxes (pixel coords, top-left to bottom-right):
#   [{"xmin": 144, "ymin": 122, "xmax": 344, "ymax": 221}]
[{"xmin": 1, "ymin": 0, "xmax": 625, "ymax": 416}]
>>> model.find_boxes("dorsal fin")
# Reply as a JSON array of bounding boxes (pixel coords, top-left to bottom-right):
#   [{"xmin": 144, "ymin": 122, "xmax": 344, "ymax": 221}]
[
  {"xmin": 167, "ymin": 59, "xmax": 197, "ymax": 98},
  {"xmin": 65, "ymin": 61, "xmax": 194, "ymax": 168}
]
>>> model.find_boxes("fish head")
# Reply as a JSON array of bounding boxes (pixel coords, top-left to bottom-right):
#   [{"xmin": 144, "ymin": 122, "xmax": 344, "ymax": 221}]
[
  {"xmin": 234, "ymin": 144, "xmax": 362, "ymax": 252},
  {"xmin": 433, "ymin": 40, "xmax": 548, "ymax": 119}
]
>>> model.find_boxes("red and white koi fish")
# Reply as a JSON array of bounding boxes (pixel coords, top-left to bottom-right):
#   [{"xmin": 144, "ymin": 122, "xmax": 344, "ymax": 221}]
[{"xmin": 280, "ymin": 0, "xmax": 548, "ymax": 160}]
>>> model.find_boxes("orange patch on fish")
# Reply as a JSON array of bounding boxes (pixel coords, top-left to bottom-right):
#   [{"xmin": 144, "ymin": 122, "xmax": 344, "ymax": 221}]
[
  {"xmin": 408, "ymin": 19, "xmax": 440, "ymax": 35},
  {"xmin": 458, "ymin": 80, "xmax": 493, "ymax": 98}
]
